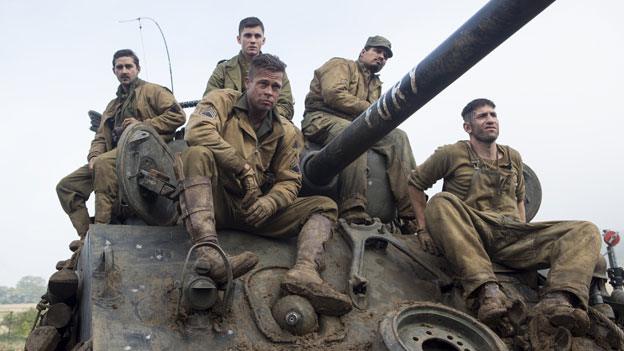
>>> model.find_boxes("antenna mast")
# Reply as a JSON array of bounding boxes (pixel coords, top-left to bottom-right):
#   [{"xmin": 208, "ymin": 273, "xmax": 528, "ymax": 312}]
[{"xmin": 119, "ymin": 17, "xmax": 175, "ymax": 92}]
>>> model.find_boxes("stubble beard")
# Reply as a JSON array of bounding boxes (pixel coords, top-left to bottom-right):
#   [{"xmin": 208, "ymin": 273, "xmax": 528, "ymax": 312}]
[{"xmin": 474, "ymin": 131, "xmax": 498, "ymax": 144}]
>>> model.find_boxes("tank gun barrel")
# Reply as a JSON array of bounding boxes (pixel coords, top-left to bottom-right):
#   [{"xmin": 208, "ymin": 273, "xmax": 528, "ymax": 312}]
[{"xmin": 303, "ymin": 0, "xmax": 555, "ymax": 187}]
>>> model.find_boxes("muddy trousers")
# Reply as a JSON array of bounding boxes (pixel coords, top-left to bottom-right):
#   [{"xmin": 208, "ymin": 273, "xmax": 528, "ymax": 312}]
[
  {"xmin": 301, "ymin": 112, "xmax": 417, "ymax": 218},
  {"xmin": 425, "ymin": 192, "xmax": 601, "ymax": 308},
  {"xmin": 182, "ymin": 146, "xmax": 337, "ymax": 237},
  {"xmin": 56, "ymin": 149, "xmax": 119, "ymax": 235}
]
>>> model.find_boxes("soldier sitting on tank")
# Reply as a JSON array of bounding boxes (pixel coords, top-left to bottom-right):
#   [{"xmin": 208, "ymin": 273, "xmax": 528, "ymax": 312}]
[
  {"xmin": 301, "ymin": 36, "xmax": 417, "ymax": 229},
  {"xmin": 56, "ymin": 49, "xmax": 186, "ymax": 239},
  {"xmin": 203, "ymin": 16, "xmax": 294, "ymax": 121},
  {"xmin": 408, "ymin": 98, "xmax": 601, "ymax": 335},
  {"xmin": 178, "ymin": 53, "xmax": 352, "ymax": 316}
]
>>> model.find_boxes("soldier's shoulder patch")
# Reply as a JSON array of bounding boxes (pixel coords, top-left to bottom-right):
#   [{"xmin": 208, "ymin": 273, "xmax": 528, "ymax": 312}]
[{"xmin": 201, "ymin": 105, "xmax": 218, "ymax": 119}]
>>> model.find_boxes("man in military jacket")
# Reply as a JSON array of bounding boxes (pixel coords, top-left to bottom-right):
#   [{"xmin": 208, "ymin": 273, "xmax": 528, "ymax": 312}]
[
  {"xmin": 180, "ymin": 54, "xmax": 351, "ymax": 316},
  {"xmin": 56, "ymin": 49, "xmax": 185, "ymax": 238},
  {"xmin": 301, "ymin": 36, "xmax": 417, "ymax": 228},
  {"xmin": 203, "ymin": 17, "xmax": 294, "ymax": 121},
  {"xmin": 409, "ymin": 98, "xmax": 601, "ymax": 335}
]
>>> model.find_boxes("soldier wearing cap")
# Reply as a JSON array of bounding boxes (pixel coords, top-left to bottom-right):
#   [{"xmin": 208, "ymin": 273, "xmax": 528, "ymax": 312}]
[{"xmin": 301, "ymin": 36, "xmax": 418, "ymax": 228}]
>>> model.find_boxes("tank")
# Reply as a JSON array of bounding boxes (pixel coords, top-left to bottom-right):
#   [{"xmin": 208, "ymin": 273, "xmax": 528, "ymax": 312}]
[{"xmin": 26, "ymin": 0, "xmax": 624, "ymax": 350}]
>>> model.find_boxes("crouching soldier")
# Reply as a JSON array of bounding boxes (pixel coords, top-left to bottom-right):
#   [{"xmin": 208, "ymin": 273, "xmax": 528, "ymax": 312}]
[{"xmin": 179, "ymin": 54, "xmax": 351, "ymax": 316}]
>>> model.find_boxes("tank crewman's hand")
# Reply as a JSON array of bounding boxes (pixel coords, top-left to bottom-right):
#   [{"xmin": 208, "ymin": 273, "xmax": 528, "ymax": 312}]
[
  {"xmin": 239, "ymin": 164, "xmax": 262, "ymax": 209},
  {"xmin": 121, "ymin": 117, "xmax": 140, "ymax": 129},
  {"xmin": 417, "ymin": 228, "xmax": 443, "ymax": 256},
  {"xmin": 243, "ymin": 196, "xmax": 277, "ymax": 227}
]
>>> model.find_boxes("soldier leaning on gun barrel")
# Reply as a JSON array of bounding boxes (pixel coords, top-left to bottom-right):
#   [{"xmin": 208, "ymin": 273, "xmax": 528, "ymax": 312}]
[
  {"xmin": 56, "ymin": 49, "xmax": 186, "ymax": 245},
  {"xmin": 203, "ymin": 16, "xmax": 294, "ymax": 121},
  {"xmin": 408, "ymin": 98, "xmax": 611, "ymax": 335},
  {"xmin": 301, "ymin": 36, "xmax": 418, "ymax": 230},
  {"xmin": 178, "ymin": 54, "xmax": 352, "ymax": 316}
]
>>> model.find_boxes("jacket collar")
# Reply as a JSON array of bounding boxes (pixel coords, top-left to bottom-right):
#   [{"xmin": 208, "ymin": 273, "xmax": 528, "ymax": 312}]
[
  {"xmin": 233, "ymin": 93, "xmax": 284, "ymax": 143},
  {"xmin": 116, "ymin": 78, "xmax": 145, "ymax": 99}
]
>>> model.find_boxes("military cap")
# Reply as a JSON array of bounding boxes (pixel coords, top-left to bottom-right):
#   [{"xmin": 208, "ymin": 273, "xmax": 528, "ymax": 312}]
[{"xmin": 365, "ymin": 35, "xmax": 393, "ymax": 58}]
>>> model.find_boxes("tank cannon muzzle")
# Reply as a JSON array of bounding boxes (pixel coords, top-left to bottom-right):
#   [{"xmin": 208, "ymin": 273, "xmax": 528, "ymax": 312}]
[{"xmin": 303, "ymin": 0, "xmax": 556, "ymax": 187}]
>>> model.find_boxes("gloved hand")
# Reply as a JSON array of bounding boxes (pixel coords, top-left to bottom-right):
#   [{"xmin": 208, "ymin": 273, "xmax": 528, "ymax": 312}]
[
  {"xmin": 239, "ymin": 165, "xmax": 262, "ymax": 209},
  {"xmin": 244, "ymin": 196, "xmax": 277, "ymax": 227},
  {"xmin": 417, "ymin": 228, "xmax": 443, "ymax": 256}
]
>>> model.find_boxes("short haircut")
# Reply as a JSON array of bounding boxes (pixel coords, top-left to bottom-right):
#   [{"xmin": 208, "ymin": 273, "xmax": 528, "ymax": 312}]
[
  {"xmin": 461, "ymin": 98, "xmax": 496, "ymax": 121},
  {"xmin": 248, "ymin": 54, "xmax": 286, "ymax": 79},
  {"xmin": 112, "ymin": 49, "xmax": 140, "ymax": 68},
  {"xmin": 238, "ymin": 17, "xmax": 264, "ymax": 34}
]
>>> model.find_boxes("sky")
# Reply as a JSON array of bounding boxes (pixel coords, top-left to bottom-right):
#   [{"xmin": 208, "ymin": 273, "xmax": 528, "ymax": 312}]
[{"xmin": 0, "ymin": 0, "xmax": 623, "ymax": 287}]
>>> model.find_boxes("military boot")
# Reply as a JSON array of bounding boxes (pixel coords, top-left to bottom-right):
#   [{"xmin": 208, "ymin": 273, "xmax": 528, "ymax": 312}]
[
  {"xmin": 281, "ymin": 214, "xmax": 352, "ymax": 316},
  {"xmin": 534, "ymin": 291, "xmax": 590, "ymax": 336},
  {"xmin": 477, "ymin": 282, "xmax": 510, "ymax": 326},
  {"xmin": 179, "ymin": 176, "xmax": 258, "ymax": 284}
]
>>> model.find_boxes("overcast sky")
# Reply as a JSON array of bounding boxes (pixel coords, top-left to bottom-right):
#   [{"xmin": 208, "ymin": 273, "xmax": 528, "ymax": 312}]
[{"xmin": 1, "ymin": 0, "xmax": 622, "ymax": 286}]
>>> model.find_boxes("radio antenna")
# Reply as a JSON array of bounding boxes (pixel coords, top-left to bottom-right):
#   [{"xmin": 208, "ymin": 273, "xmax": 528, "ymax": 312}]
[{"xmin": 119, "ymin": 17, "xmax": 174, "ymax": 92}]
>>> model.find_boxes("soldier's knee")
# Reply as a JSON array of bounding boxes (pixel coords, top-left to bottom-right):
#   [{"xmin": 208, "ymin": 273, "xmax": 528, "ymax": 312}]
[
  {"xmin": 427, "ymin": 192, "xmax": 460, "ymax": 209},
  {"xmin": 309, "ymin": 196, "xmax": 338, "ymax": 222},
  {"xmin": 425, "ymin": 192, "xmax": 462, "ymax": 219},
  {"xmin": 91, "ymin": 155, "xmax": 114, "ymax": 174},
  {"xmin": 391, "ymin": 128, "xmax": 409, "ymax": 140},
  {"xmin": 56, "ymin": 177, "xmax": 67, "ymax": 195},
  {"xmin": 580, "ymin": 221, "xmax": 601, "ymax": 243}
]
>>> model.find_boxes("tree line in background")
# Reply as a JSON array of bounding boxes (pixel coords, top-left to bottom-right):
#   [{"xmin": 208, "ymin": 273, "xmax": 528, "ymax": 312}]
[{"xmin": 0, "ymin": 276, "xmax": 46, "ymax": 304}]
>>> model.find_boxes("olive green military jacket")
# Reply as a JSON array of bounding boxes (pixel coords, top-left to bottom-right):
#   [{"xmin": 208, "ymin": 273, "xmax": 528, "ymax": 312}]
[
  {"xmin": 88, "ymin": 79, "xmax": 186, "ymax": 161},
  {"xmin": 185, "ymin": 89, "xmax": 301, "ymax": 209},
  {"xmin": 203, "ymin": 52, "xmax": 295, "ymax": 121},
  {"xmin": 303, "ymin": 57, "xmax": 382, "ymax": 120}
]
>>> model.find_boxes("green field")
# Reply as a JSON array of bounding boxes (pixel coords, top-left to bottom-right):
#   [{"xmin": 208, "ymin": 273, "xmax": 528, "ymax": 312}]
[{"xmin": 0, "ymin": 304, "xmax": 36, "ymax": 351}]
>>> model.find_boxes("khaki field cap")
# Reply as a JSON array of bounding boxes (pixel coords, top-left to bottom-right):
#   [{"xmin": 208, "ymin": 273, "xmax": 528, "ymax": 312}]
[{"xmin": 365, "ymin": 35, "xmax": 393, "ymax": 58}]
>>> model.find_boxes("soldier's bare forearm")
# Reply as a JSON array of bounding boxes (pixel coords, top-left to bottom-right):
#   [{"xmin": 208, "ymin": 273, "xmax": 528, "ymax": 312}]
[
  {"xmin": 517, "ymin": 201, "xmax": 526, "ymax": 223},
  {"xmin": 408, "ymin": 185, "xmax": 428, "ymax": 230}
]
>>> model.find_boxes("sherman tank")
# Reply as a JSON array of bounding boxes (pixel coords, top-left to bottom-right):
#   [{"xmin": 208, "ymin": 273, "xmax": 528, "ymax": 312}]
[{"xmin": 25, "ymin": 0, "xmax": 624, "ymax": 350}]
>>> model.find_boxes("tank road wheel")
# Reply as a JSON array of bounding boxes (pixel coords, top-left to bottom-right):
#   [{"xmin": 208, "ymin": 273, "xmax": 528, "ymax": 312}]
[
  {"xmin": 116, "ymin": 123, "xmax": 186, "ymax": 226},
  {"xmin": 379, "ymin": 302, "xmax": 507, "ymax": 351}
]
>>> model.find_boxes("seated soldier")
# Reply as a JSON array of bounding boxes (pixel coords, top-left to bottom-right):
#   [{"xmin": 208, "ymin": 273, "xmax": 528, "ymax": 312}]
[
  {"xmin": 301, "ymin": 36, "xmax": 417, "ymax": 228},
  {"xmin": 408, "ymin": 98, "xmax": 601, "ymax": 335},
  {"xmin": 203, "ymin": 16, "xmax": 294, "ymax": 121},
  {"xmin": 179, "ymin": 54, "xmax": 351, "ymax": 316},
  {"xmin": 56, "ymin": 49, "xmax": 186, "ymax": 239}
]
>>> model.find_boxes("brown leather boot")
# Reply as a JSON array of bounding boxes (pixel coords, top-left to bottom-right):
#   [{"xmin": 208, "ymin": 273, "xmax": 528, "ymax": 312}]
[
  {"xmin": 179, "ymin": 176, "xmax": 258, "ymax": 283},
  {"xmin": 194, "ymin": 246, "xmax": 258, "ymax": 284},
  {"xmin": 534, "ymin": 292, "xmax": 590, "ymax": 336},
  {"xmin": 477, "ymin": 283, "xmax": 510, "ymax": 325},
  {"xmin": 282, "ymin": 214, "xmax": 352, "ymax": 316}
]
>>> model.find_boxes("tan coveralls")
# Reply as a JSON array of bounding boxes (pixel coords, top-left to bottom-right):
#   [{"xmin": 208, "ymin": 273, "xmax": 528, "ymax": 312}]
[
  {"xmin": 184, "ymin": 89, "xmax": 336, "ymax": 237},
  {"xmin": 203, "ymin": 52, "xmax": 295, "ymax": 121},
  {"xmin": 410, "ymin": 141, "xmax": 601, "ymax": 308},
  {"xmin": 301, "ymin": 57, "xmax": 416, "ymax": 218},
  {"xmin": 56, "ymin": 79, "xmax": 186, "ymax": 236}
]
